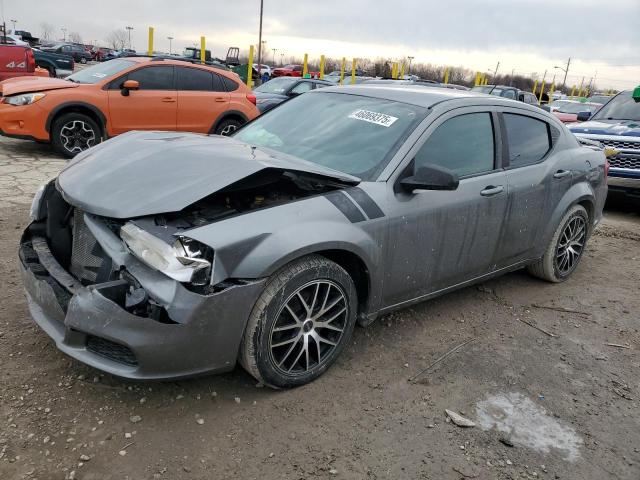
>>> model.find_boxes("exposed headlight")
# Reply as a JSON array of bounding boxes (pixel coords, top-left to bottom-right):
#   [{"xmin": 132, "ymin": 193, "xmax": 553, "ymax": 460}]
[
  {"xmin": 120, "ymin": 222, "xmax": 212, "ymax": 284},
  {"xmin": 3, "ymin": 92, "xmax": 46, "ymax": 106}
]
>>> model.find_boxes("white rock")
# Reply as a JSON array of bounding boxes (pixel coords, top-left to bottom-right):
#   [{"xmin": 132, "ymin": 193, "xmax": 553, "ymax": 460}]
[
  {"xmin": 79, "ymin": 454, "xmax": 90, "ymax": 461},
  {"xmin": 129, "ymin": 415, "xmax": 142, "ymax": 423},
  {"xmin": 445, "ymin": 409, "xmax": 476, "ymax": 428},
  {"xmin": 118, "ymin": 450, "xmax": 127, "ymax": 456},
  {"xmin": 196, "ymin": 418, "xmax": 205, "ymax": 425}
]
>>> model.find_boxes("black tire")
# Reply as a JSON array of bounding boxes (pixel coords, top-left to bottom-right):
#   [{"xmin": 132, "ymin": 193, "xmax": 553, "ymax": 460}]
[
  {"xmin": 214, "ymin": 118, "xmax": 243, "ymax": 136},
  {"xmin": 80, "ymin": 57, "xmax": 87, "ymax": 64},
  {"xmin": 239, "ymin": 255, "xmax": 358, "ymax": 389},
  {"xmin": 47, "ymin": 66, "xmax": 56, "ymax": 78},
  {"xmin": 51, "ymin": 112, "xmax": 102, "ymax": 159},
  {"xmin": 527, "ymin": 205, "xmax": 589, "ymax": 282}
]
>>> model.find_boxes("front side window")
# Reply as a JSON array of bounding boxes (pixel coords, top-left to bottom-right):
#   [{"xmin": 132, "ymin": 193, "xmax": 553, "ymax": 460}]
[
  {"xmin": 127, "ymin": 66, "xmax": 174, "ymax": 90},
  {"xmin": 234, "ymin": 92, "xmax": 427, "ymax": 180},
  {"xmin": 414, "ymin": 113, "xmax": 495, "ymax": 177},
  {"xmin": 503, "ymin": 113, "xmax": 550, "ymax": 167}
]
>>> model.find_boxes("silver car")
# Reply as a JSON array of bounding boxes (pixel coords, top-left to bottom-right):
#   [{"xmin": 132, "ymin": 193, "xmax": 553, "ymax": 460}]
[{"xmin": 20, "ymin": 85, "xmax": 607, "ymax": 388}]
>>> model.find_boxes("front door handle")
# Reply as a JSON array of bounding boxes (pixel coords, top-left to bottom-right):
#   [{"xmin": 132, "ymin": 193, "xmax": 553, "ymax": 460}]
[
  {"xmin": 553, "ymin": 169, "xmax": 571, "ymax": 179},
  {"xmin": 480, "ymin": 185, "xmax": 504, "ymax": 197},
  {"xmin": 161, "ymin": 97, "xmax": 176, "ymax": 103}
]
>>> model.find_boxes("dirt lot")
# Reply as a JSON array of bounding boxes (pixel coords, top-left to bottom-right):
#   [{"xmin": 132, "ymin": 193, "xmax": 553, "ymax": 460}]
[{"xmin": 0, "ymin": 137, "xmax": 639, "ymax": 480}]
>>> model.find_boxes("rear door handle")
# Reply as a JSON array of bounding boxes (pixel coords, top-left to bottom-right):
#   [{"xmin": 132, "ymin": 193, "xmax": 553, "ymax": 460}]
[
  {"xmin": 214, "ymin": 97, "xmax": 227, "ymax": 103},
  {"xmin": 161, "ymin": 97, "xmax": 176, "ymax": 103},
  {"xmin": 553, "ymin": 169, "xmax": 571, "ymax": 179},
  {"xmin": 480, "ymin": 185, "xmax": 504, "ymax": 197}
]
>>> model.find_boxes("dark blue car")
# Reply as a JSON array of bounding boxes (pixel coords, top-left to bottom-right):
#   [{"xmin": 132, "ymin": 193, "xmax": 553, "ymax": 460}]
[
  {"xmin": 254, "ymin": 77, "xmax": 332, "ymax": 113},
  {"xmin": 570, "ymin": 89, "xmax": 640, "ymax": 196}
]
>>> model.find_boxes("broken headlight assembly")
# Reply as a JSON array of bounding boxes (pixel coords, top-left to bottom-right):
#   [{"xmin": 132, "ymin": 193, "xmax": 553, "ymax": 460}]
[{"xmin": 120, "ymin": 222, "xmax": 213, "ymax": 285}]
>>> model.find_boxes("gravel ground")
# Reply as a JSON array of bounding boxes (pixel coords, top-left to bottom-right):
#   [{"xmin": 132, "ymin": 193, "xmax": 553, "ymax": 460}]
[{"xmin": 0, "ymin": 136, "xmax": 639, "ymax": 480}]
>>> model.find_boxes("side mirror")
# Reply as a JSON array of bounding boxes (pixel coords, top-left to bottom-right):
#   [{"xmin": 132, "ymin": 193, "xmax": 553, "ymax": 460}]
[
  {"xmin": 121, "ymin": 79, "xmax": 139, "ymax": 96},
  {"xmin": 400, "ymin": 165, "xmax": 459, "ymax": 193},
  {"xmin": 577, "ymin": 111, "xmax": 591, "ymax": 122},
  {"xmin": 633, "ymin": 85, "xmax": 640, "ymax": 103}
]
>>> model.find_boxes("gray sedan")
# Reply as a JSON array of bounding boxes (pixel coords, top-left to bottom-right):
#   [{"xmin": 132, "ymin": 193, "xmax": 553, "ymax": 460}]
[{"xmin": 20, "ymin": 85, "xmax": 607, "ymax": 388}]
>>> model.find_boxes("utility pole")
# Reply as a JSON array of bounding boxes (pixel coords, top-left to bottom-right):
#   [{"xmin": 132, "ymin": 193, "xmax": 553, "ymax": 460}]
[
  {"xmin": 125, "ymin": 26, "xmax": 133, "ymax": 50},
  {"xmin": 509, "ymin": 68, "xmax": 515, "ymax": 86},
  {"xmin": 562, "ymin": 57, "xmax": 570, "ymax": 91},
  {"xmin": 61, "ymin": 27, "xmax": 66, "ymax": 42},
  {"xmin": 271, "ymin": 48, "xmax": 277, "ymax": 65},
  {"xmin": 257, "ymin": 0, "xmax": 264, "ymax": 80},
  {"xmin": 280, "ymin": 52, "xmax": 284, "ymax": 66},
  {"xmin": 167, "ymin": 36, "xmax": 173, "ymax": 55},
  {"xmin": 9, "ymin": 18, "xmax": 15, "ymax": 31},
  {"xmin": 407, "ymin": 56, "xmax": 414, "ymax": 75}
]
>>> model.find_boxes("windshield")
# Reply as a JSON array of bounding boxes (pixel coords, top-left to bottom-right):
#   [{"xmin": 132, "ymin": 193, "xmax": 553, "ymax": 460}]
[
  {"xmin": 254, "ymin": 77, "xmax": 297, "ymax": 94},
  {"xmin": 592, "ymin": 92, "xmax": 640, "ymax": 121},
  {"xmin": 234, "ymin": 92, "xmax": 427, "ymax": 180},
  {"xmin": 66, "ymin": 59, "xmax": 135, "ymax": 84}
]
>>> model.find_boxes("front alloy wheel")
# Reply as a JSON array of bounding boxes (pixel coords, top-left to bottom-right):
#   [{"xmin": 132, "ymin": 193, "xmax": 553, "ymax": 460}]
[
  {"xmin": 240, "ymin": 255, "xmax": 358, "ymax": 388},
  {"xmin": 51, "ymin": 112, "xmax": 102, "ymax": 158}
]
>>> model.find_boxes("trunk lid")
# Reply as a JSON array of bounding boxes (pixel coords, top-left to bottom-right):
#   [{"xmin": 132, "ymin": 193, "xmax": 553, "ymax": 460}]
[{"xmin": 57, "ymin": 131, "xmax": 359, "ymax": 219}]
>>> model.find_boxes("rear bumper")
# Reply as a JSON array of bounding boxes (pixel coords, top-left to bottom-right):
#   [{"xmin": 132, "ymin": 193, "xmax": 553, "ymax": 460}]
[
  {"xmin": 20, "ymin": 229, "xmax": 266, "ymax": 380},
  {"xmin": 608, "ymin": 168, "xmax": 640, "ymax": 195},
  {"xmin": 0, "ymin": 103, "xmax": 50, "ymax": 141}
]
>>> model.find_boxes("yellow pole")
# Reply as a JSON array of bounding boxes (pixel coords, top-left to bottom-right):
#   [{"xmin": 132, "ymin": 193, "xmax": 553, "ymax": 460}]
[
  {"xmin": 538, "ymin": 80, "xmax": 545, "ymax": 104},
  {"xmin": 391, "ymin": 62, "xmax": 398, "ymax": 79},
  {"xmin": 302, "ymin": 53, "xmax": 309, "ymax": 77},
  {"xmin": 549, "ymin": 82, "xmax": 555, "ymax": 102},
  {"xmin": 200, "ymin": 36, "xmax": 206, "ymax": 64},
  {"xmin": 147, "ymin": 27, "xmax": 154, "ymax": 56},
  {"xmin": 339, "ymin": 57, "xmax": 346, "ymax": 85},
  {"xmin": 319, "ymin": 55, "xmax": 325, "ymax": 80},
  {"xmin": 443, "ymin": 67, "xmax": 449, "ymax": 85},
  {"xmin": 483, "ymin": 76, "xmax": 488, "ymax": 85},
  {"xmin": 400, "ymin": 61, "xmax": 406, "ymax": 79},
  {"xmin": 350, "ymin": 58, "xmax": 357, "ymax": 85},
  {"xmin": 532, "ymin": 80, "xmax": 538, "ymax": 95},
  {"xmin": 570, "ymin": 85, "xmax": 575, "ymax": 98},
  {"xmin": 247, "ymin": 45, "xmax": 254, "ymax": 88},
  {"xmin": 474, "ymin": 72, "xmax": 480, "ymax": 86}
]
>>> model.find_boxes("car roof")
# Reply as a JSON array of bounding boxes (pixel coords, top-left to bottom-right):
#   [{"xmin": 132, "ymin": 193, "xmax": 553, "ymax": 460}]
[{"xmin": 315, "ymin": 84, "xmax": 545, "ymax": 111}]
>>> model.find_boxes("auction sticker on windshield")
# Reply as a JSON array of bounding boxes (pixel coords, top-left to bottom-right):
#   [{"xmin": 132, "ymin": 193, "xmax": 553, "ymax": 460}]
[{"xmin": 348, "ymin": 109, "xmax": 399, "ymax": 127}]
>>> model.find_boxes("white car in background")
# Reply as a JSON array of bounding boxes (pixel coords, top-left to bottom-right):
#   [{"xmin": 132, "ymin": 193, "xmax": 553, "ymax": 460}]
[{"xmin": 253, "ymin": 63, "xmax": 272, "ymax": 77}]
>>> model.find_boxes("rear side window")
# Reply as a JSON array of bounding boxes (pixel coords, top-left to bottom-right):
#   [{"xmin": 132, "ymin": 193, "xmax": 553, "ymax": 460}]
[
  {"xmin": 503, "ymin": 113, "xmax": 551, "ymax": 167},
  {"xmin": 127, "ymin": 66, "xmax": 174, "ymax": 90},
  {"xmin": 415, "ymin": 113, "xmax": 495, "ymax": 177},
  {"xmin": 222, "ymin": 76, "xmax": 239, "ymax": 92},
  {"xmin": 176, "ymin": 67, "xmax": 211, "ymax": 91}
]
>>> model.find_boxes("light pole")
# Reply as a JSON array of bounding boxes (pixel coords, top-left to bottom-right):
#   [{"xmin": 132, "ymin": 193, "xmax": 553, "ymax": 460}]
[
  {"xmin": 257, "ymin": 0, "xmax": 264, "ymax": 78},
  {"xmin": 280, "ymin": 52, "xmax": 284, "ymax": 66},
  {"xmin": 61, "ymin": 27, "xmax": 66, "ymax": 42},
  {"xmin": 407, "ymin": 56, "xmax": 414, "ymax": 75},
  {"xmin": 271, "ymin": 48, "xmax": 277, "ymax": 65},
  {"xmin": 167, "ymin": 36, "xmax": 173, "ymax": 55},
  {"xmin": 554, "ymin": 57, "xmax": 570, "ymax": 92},
  {"xmin": 125, "ymin": 26, "xmax": 133, "ymax": 50},
  {"xmin": 10, "ymin": 18, "xmax": 16, "ymax": 31}
]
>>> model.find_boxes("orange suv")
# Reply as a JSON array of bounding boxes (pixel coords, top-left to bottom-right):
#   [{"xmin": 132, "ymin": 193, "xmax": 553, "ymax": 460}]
[{"xmin": 0, "ymin": 57, "xmax": 259, "ymax": 157}]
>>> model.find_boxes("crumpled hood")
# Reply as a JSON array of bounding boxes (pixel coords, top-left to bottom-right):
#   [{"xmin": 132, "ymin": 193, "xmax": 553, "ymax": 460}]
[
  {"xmin": 570, "ymin": 119, "xmax": 640, "ymax": 137},
  {"xmin": 57, "ymin": 131, "xmax": 359, "ymax": 219},
  {"xmin": 0, "ymin": 76, "xmax": 78, "ymax": 96}
]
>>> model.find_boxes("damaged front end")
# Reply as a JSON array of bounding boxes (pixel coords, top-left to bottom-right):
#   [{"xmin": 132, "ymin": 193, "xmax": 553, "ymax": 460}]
[
  {"xmin": 20, "ymin": 155, "xmax": 354, "ymax": 379},
  {"xmin": 20, "ymin": 182, "xmax": 269, "ymax": 379}
]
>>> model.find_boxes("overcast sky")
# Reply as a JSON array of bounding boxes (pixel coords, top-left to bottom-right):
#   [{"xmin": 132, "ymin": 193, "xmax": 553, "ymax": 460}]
[{"xmin": 6, "ymin": 0, "xmax": 640, "ymax": 89}]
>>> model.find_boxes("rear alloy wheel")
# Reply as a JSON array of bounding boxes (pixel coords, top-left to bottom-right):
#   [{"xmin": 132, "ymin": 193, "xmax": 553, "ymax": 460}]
[
  {"xmin": 240, "ymin": 255, "xmax": 358, "ymax": 388},
  {"xmin": 80, "ymin": 57, "xmax": 87, "ymax": 64},
  {"xmin": 214, "ymin": 118, "xmax": 243, "ymax": 136},
  {"xmin": 527, "ymin": 205, "xmax": 589, "ymax": 282},
  {"xmin": 51, "ymin": 112, "xmax": 101, "ymax": 158}
]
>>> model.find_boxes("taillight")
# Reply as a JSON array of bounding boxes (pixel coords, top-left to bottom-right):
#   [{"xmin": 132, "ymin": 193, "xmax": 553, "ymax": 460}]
[
  {"xmin": 26, "ymin": 49, "xmax": 35, "ymax": 71},
  {"xmin": 246, "ymin": 93, "xmax": 256, "ymax": 105}
]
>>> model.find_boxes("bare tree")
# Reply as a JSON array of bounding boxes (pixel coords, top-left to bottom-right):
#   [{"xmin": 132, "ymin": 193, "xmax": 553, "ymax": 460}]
[
  {"xmin": 106, "ymin": 29, "xmax": 128, "ymax": 50},
  {"xmin": 69, "ymin": 32, "xmax": 82, "ymax": 44},
  {"xmin": 40, "ymin": 22, "xmax": 54, "ymax": 41}
]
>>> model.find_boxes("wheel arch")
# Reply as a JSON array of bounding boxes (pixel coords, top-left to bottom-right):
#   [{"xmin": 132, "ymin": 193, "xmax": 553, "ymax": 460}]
[
  {"xmin": 209, "ymin": 110, "xmax": 249, "ymax": 134},
  {"xmin": 543, "ymin": 183, "xmax": 597, "ymax": 252},
  {"xmin": 46, "ymin": 102, "xmax": 107, "ymax": 137}
]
